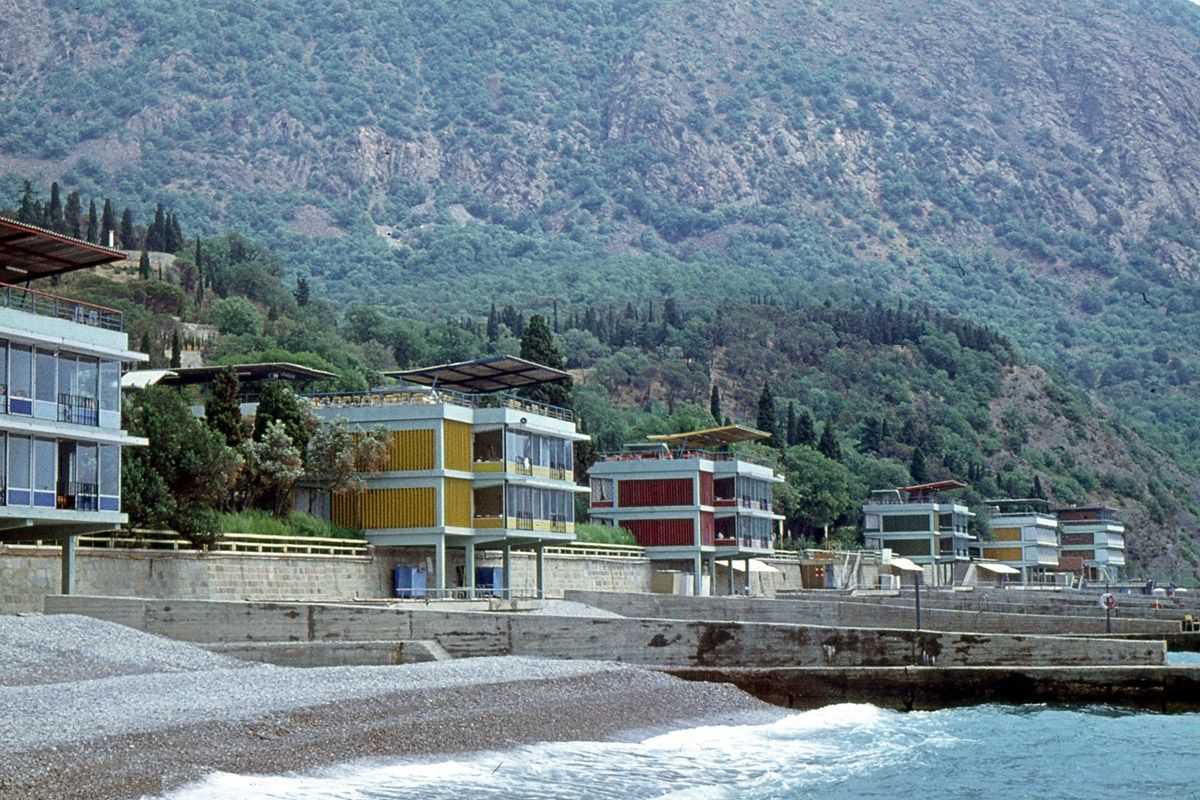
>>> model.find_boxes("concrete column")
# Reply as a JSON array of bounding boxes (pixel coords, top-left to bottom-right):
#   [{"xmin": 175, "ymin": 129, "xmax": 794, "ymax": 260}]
[
  {"xmin": 61, "ymin": 535, "xmax": 76, "ymax": 595},
  {"xmin": 693, "ymin": 551, "xmax": 703, "ymax": 596},
  {"xmin": 727, "ymin": 559, "xmax": 735, "ymax": 595},
  {"xmin": 535, "ymin": 545, "xmax": 545, "ymax": 599},
  {"xmin": 434, "ymin": 536, "xmax": 446, "ymax": 598},
  {"xmin": 464, "ymin": 543, "xmax": 476, "ymax": 600},
  {"xmin": 745, "ymin": 557, "xmax": 752, "ymax": 593},
  {"xmin": 502, "ymin": 544, "xmax": 512, "ymax": 599}
]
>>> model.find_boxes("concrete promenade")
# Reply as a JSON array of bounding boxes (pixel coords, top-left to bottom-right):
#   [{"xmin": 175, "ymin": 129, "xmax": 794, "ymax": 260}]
[{"xmin": 45, "ymin": 595, "xmax": 1165, "ymax": 668}]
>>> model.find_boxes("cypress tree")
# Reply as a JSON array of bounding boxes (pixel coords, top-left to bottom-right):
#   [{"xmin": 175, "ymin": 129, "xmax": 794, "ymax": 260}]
[
  {"xmin": 710, "ymin": 385, "xmax": 722, "ymax": 425},
  {"xmin": 147, "ymin": 203, "xmax": 166, "ymax": 251},
  {"xmin": 486, "ymin": 302, "xmax": 499, "ymax": 342},
  {"xmin": 1032, "ymin": 474, "xmax": 1046, "ymax": 499},
  {"xmin": 794, "ymin": 408, "xmax": 817, "ymax": 448},
  {"xmin": 170, "ymin": 330, "xmax": 182, "ymax": 368},
  {"xmin": 817, "ymin": 421, "xmax": 843, "ymax": 462},
  {"xmin": 100, "ymin": 200, "xmax": 118, "ymax": 247},
  {"xmin": 17, "ymin": 181, "xmax": 37, "ymax": 225},
  {"xmin": 756, "ymin": 383, "xmax": 779, "ymax": 446},
  {"xmin": 910, "ymin": 446, "xmax": 930, "ymax": 484},
  {"xmin": 786, "ymin": 401, "xmax": 797, "ymax": 446},
  {"xmin": 120, "ymin": 209, "xmax": 135, "ymax": 250},
  {"xmin": 46, "ymin": 182, "xmax": 64, "ymax": 233},
  {"xmin": 293, "ymin": 276, "xmax": 309, "ymax": 306},
  {"xmin": 166, "ymin": 213, "xmax": 184, "ymax": 252},
  {"xmin": 519, "ymin": 314, "xmax": 572, "ymax": 409},
  {"xmin": 205, "ymin": 367, "xmax": 245, "ymax": 446},
  {"xmin": 65, "ymin": 191, "xmax": 82, "ymax": 238},
  {"xmin": 138, "ymin": 250, "xmax": 151, "ymax": 280},
  {"xmin": 85, "ymin": 199, "xmax": 99, "ymax": 243}
]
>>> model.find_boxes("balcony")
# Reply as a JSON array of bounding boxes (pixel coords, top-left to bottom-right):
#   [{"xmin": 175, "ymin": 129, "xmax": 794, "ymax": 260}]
[
  {"xmin": 0, "ymin": 282, "xmax": 122, "ymax": 331},
  {"xmin": 57, "ymin": 393, "xmax": 99, "ymax": 426},
  {"xmin": 57, "ymin": 481, "xmax": 98, "ymax": 511}
]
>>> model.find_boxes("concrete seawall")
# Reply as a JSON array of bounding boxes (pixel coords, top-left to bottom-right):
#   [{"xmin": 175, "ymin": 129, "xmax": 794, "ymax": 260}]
[
  {"xmin": 45, "ymin": 595, "xmax": 1166, "ymax": 668},
  {"xmin": 565, "ymin": 590, "xmax": 1183, "ymax": 636},
  {"xmin": 666, "ymin": 665, "xmax": 1200, "ymax": 713}
]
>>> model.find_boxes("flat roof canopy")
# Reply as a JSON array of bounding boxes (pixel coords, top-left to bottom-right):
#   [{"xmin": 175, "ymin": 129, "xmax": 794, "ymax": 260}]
[
  {"xmin": 647, "ymin": 424, "xmax": 771, "ymax": 448},
  {"xmin": 0, "ymin": 217, "xmax": 126, "ymax": 283},
  {"xmin": 157, "ymin": 362, "xmax": 337, "ymax": 386},
  {"xmin": 899, "ymin": 480, "xmax": 967, "ymax": 499},
  {"xmin": 976, "ymin": 562, "xmax": 1021, "ymax": 575},
  {"xmin": 386, "ymin": 356, "xmax": 571, "ymax": 394}
]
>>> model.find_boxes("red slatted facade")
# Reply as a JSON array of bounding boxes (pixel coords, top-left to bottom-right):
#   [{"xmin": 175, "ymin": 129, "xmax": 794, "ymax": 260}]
[
  {"xmin": 622, "ymin": 518, "xmax": 695, "ymax": 547},
  {"xmin": 699, "ymin": 472, "xmax": 714, "ymax": 506},
  {"xmin": 700, "ymin": 512, "xmax": 715, "ymax": 546},
  {"xmin": 618, "ymin": 478, "xmax": 693, "ymax": 507}
]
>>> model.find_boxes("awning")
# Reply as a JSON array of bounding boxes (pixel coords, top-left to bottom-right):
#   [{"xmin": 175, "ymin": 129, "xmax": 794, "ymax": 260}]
[
  {"xmin": 729, "ymin": 559, "xmax": 781, "ymax": 573},
  {"xmin": 386, "ymin": 355, "xmax": 571, "ymax": 393},
  {"xmin": 648, "ymin": 424, "xmax": 772, "ymax": 448},
  {"xmin": 121, "ymin": 369, "xmax": 176, "ymax": 389},
  {"xmin": 976, "ymin": 562, "xmax": 1021, "ymax": 575},
  {"xmin": 889, "ymin": 557, "xmax": 924, "ymax": 573},
  {"xmin": 0, "ymin": 216, "xmax": 126, "ymax": 283}
]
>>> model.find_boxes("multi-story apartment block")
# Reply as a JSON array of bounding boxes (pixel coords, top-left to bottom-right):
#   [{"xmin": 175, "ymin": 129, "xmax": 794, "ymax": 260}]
[
  {"xmin": 0, "ymin": 218, "xmax": 148, "ymax": 591},
  {"xmin": 862, "ymin": 480, "xmax": 975, "ymax": 586},
  {"xmin": 974, "ymin": 499, "xmax": 1060, "ymax": 583},
  {"xmin": 299, "ymin": 356, "xmax": 588, "ymax": 598},
  {"xmin": 586, "ymin": 425, "xmax": 785, "ymax": 595},
  {"xmin": 1056, "ymin": 506, "xmax": 1125, "ymax": 582}
]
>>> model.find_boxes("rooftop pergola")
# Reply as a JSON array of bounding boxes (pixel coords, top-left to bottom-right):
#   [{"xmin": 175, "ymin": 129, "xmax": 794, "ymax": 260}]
[
  {"xmin": 647, "ymin": 424, "xmax": 771, "ymax": 450},
  {"xmin": 386, "ymin": 355, "xmax": 571, "ymax": 394},
  {"xmin": 899, "ymin": 480, "xmax": 967, "ymax": 501},
  {"xmin": 157, "ymin": 362, "xmax": 338, "ymax": 387},
  {"xmin": 0, "ymin": 216, "xmax": 126, "ymax": 283}
]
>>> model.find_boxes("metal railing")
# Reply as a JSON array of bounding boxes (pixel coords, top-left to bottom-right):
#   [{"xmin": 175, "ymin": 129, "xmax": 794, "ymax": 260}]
[
  {"xmin": 307, "ymin": 388, "xmax": 574, "ymax": 422},
  {"xmin": 58, "ymin": 392, "xmax": 99, "ymax": 426},
  {"xmin": 5, "ymin": 529, "xmax": 370, "ymax": 556},
  {"xmin": 599, "ymin": 449, "xmax": 771, "ymax": 467},
  {"xmin": 57, "ymin": 481, "xmax": 98, "ymax": 511},
  {"xmin": 0, "ymin": 282, "xmax": 122, "ymax": 331}
]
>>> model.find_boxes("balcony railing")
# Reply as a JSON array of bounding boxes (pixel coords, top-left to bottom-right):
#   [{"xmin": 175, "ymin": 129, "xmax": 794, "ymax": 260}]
[
  {"xmin": 600, "ymin": 449, "xmax": 772, "ymax": 467},
  {"xmin": 307, "ymin": 388, "xmax": 573, "ymax": 422},
  {"xmin": 58, "ymin": 393, "xmax": 99, "ymax": 426},
  {"xmin": 0, "ymin": 282, "xmax": 122, "ymax": 331},
  {"xmin": 57, "ymin": 481, "xmax": 98, "ymax": 511}
]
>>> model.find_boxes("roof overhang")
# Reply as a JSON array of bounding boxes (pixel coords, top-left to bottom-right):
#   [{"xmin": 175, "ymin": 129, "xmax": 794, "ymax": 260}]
[
  {"xmin": 889, "ymin": 557, "xmax": 925, "ymax": 573},
  {"xmin": 159, "ymin": 362, "xmax": 337, "ymax": 386},
  {"xmin": 386, "ymin": 356, "xmax": 571, "ymax": 394},
  {"xmin": 730, "ymin": 558, "xmax": 782, "ymax": 573},
  {"xmin": 0, "ymin": 217, "xmax": 126, "ymax": 283},
  {"xmin": 122, "ymin": 369, "xmax": 177, "ymax": 389},
  {"xmin": 976, "ymin": 562, "xmax": 1021, "ymax": 575},
  {"xmin": 647, "ymin": 425, "xmax": 771, "ymax": 448}
]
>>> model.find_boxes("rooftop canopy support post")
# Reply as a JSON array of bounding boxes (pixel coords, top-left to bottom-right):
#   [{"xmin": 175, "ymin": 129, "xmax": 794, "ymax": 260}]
[
  {"xmin": 693, "ymin": 551, "xmax": 703, "ymax": 597},
  {"xmin": 502, "ymin": 544, "xmax": 512, "ymax": 600},
  {"xmin": 728, "ymin": 559, "xmax": 735, "ymax": 595}
]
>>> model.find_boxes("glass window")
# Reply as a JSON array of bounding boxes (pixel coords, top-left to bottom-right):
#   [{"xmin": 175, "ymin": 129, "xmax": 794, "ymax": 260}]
[
  {"xmin": 77, "ymin": 443, "xmax": 98, "ymax": 488},
  {"xmin": 78, "ymin": 357, "xmax": 98, "ymax": 400},
  {"xmin": 9, "ymin": 345, "xmax": 31, "ymax": 399},
  {"xmin": 35, "ymin": 350, "xmax": 56, "ymax": 403},
  {"xmin": 34, "ymin": 438, "xmax": 55, "ymax": 492},
  {"xmin": 100, "ymin": 446, "xmax": 120, "ymax": 496},
  {"xmin": 58, "ymin": 354, "xmax": 78, "ymax": 399},
  {"xmin": 0, "ymin": 340, "xmax": 6, "ymax": 397},
  {"xmin": 100, "ymin": 361, "xmax": 120, "ymax": 412},
  {"xmin": 8, "ymin": 436, "xmax": 29, "ymax": 490}
]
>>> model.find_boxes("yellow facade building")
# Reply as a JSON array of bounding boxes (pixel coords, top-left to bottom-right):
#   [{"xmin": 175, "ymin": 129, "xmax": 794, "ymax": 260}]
[{"xmin": 298, "ymin": 356, "xmax": 588, "ymax": 597}]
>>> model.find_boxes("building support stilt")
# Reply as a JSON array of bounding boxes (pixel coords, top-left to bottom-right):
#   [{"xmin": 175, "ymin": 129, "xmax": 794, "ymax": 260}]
[
  {"xmin": 502, "ymin": 544, "xmax": 512, "ymax": 599},
  {"xmin": 464, "ymin": 543, "xmax": 475, "ymax": 600},
  {"xmin": 61, "ymin": 535, "xmax": 76, "ymax": 595},
  {"xmin": 535, "ymin": 545, "xmax": 545, "ymax": 599}
]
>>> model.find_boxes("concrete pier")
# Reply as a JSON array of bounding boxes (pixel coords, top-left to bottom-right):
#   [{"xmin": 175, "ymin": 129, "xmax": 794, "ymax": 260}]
[{"xmin": 666, "ymin": 664, "xmax": 1200, "ymax": 713}]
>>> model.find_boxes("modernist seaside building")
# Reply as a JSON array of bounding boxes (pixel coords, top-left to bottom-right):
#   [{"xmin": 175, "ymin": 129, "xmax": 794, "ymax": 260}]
[
  {"xmin": 299, "ymin": 356, "xmax": 588, "ymax": 598},
  {"xmin": 861, "ymin": 480, "xmax": 975, "ymax": 586},
  {"xmin": 974, "ymin": 498, "xmax": 1060, "ymax": 584},
  {"xmin": 586, "ymin": 425, "xmax": 785, "ymax": 596},
  {"xmin": 0, "ymin": 218, "xmax": 148, "ymax": 591},
  {"xmin": 1056, "ymin": 506, "xmax": 1125, "ymax": 582}
]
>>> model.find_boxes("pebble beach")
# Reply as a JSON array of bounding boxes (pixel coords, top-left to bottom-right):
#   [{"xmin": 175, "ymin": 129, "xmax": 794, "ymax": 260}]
[{"xmin": 0, "ymin": 614, "xmax": 776, "ymax": 800}]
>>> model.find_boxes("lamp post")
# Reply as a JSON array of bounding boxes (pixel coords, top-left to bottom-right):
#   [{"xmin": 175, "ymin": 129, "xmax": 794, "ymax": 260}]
[{"xmin": 914, "ymin": 570, "xmax": 922, "ymax": 631}]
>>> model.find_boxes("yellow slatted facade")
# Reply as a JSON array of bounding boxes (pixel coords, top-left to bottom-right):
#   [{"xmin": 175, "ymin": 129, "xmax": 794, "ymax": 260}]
[
  {"xmin": 992, "ymin": 527, "xmax": 1022, "ymax": 542},
  {"xmin": 443, "ymin": 478, "xmax": 473, "ymax": 528},
  {"xmin": 443, "ymin": 420, "xmax": 472, "ymax": 472},
  {"xmin": 332, "ymin": 487, "xmax": 436, "ymax": 529},
  {"xmin": 984, "ymin": 546, "xmax": 1024, "ymax": 561},
  {"xmin": 383, "ymin": 429, "xmax": 436, "ymax": 471}
]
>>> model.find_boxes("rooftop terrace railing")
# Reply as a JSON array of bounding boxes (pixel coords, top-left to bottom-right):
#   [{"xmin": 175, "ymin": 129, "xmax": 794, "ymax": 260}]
[
  {"xmin": 598, "ymin": 449, "xmax": 772, "ymax": 467},
  {"xmin": 307, "ymin": 388, "xmax": 574, "ymax": 422},
  {"xmin": 0, "ymin": 281, "xmax": 122, "ymax": 331}
]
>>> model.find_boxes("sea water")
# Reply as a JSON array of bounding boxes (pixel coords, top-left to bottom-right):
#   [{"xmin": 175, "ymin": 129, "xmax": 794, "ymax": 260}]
[{"xmin": 154, "ymin": 703, "xmax": 1200, "ymax": 800}]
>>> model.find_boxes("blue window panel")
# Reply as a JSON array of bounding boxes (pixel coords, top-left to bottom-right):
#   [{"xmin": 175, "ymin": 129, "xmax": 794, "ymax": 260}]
[
  {"xmin": 100, "ymin": 410, "xmax": 120, "ymax": 429},
  {"xmin": 8, "ymin": 398, "xmax": 31, "ymax": 416},
  {"xmin": 7, "ymin": 489, "xmax": 30, "ymax": 506},
  {"xmin": 33, "ymin": 491, "xmax": 55, "ymax": 508},
  {"xmin": 99, "ymin": 496, "xmax": 120, "ymax": 512}
]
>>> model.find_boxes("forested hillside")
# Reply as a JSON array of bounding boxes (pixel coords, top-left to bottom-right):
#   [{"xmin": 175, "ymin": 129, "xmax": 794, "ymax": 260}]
[{"xmin": 4, "ymin": 0, "xmax": 1200, "ymax": 576}]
